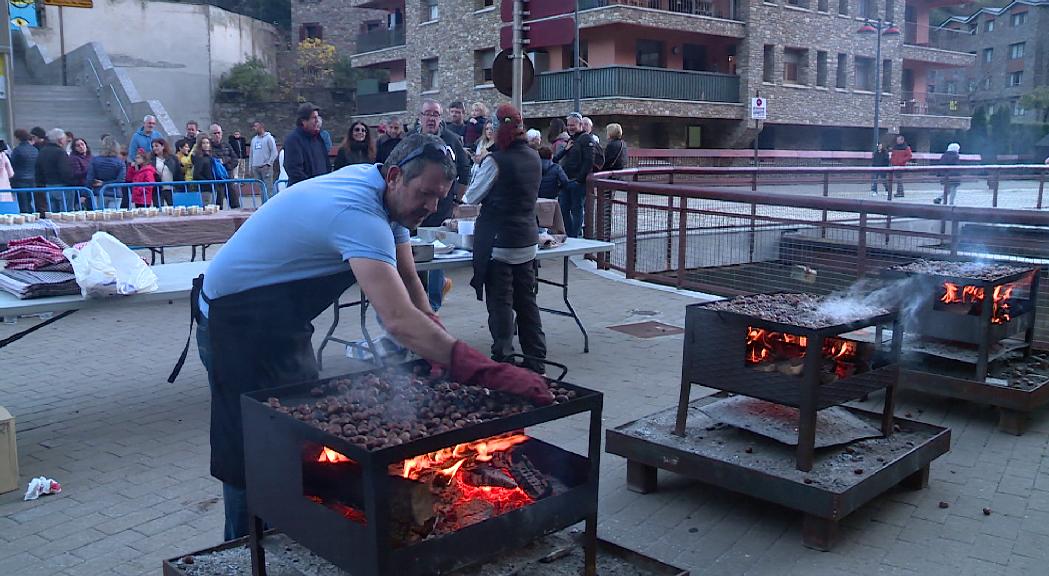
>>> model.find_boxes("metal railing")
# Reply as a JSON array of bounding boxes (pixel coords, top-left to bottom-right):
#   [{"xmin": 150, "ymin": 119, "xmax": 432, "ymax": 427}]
[
  {"xmin": 904, "ymin": 22, "xmax": 975, "ymax": 50},
  {"xmin": 527, "ymin": 66, "xmax": 740, "ymax": 103},
  {"xmin": 0, "ymin": 187, "xmax": 95, "ymax": 213},
  {"xmin": 900, "ymin": 91, "xmax": 970, "ymax": 116},
  {"xmin": 579, "ymin": 0, "xmax": 742, "ymax": 20},
  {"xmin": 356, "ymin": 90, "xmax": 408, "ymax": 115},
  {"xmin": 355, "ymin": 26, "xmax": 407, "ymax": 54},
  {"xmin": 586, "ymin": 164, "xmax": 1049, "ymax": 342},
  {"xmin": 97, "ymin": 179, "xmax": 270, "ymax": 209}
]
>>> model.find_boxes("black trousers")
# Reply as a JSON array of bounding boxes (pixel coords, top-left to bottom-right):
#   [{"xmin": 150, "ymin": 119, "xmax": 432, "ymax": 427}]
[{"xmin": 484, "ymin": 259, "xmax": 547, "ymax": 371}]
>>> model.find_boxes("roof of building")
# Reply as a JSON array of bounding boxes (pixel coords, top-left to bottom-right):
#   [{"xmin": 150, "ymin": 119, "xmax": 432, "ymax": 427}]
[{"xmin": 938, "ymin": 0, "xmax": 1049, "ymax": 27}]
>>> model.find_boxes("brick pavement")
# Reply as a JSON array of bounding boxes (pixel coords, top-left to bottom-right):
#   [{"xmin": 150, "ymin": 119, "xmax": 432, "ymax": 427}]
[{"xmin": 2, "ymin": 247, "xmax": 1049, "ymax": 575}]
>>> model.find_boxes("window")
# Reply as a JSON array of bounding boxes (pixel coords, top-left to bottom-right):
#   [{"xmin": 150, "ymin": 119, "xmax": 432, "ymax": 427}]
[
  {"xmin": 1013, "ymin": 100, "xmax": 1026, "ymax": 116},
  {"xmin": 836, "ymin": 53, "xmax": 847, "ymax": 88},
  {"xmin": 1009, "ymin": 42, "xmax": 1025, "ymax": 59},
  {"xmin": 787, "ymin": 0, "xmax": 809, "ymax": 8},
  {"xmin": 687, "ymin": 126, "xmax": 702, "ymax": 148},
  {"xmin": 1010, "ymin": 12, "xmax": 1026, "ymax": 26},
  {"xmin": 763, "ymin": 45, "xmax": 776, "ymax": 82},
  {"xmin": 983, "ymin": 48, "xmax": 993, "ymax": 63},
  {"xmin": 421, "ymin": 57, "xmax": 438, "ymax": 90},
  {"xmin": 783, "ymin": 48, "xmax": 807, "ymax": 84},
  {"xmin": 967, "ymin": 22, "xmax": 978, "ymax": 34},
  {"xmin": 300, "ymin": 23, "xmax": 323, "ymax": 40},
  {"xmin": 421, "ymin": 0, "xmax": 438, "ymax": 22},
  {"xmin": 984, "ymin": 19, "xmax": 994, "ymax": 32},
  {"xmin": 818, "ymin": 0, "xmax": 828, "ymax": 11},
  {"xmin": 855, "ymin": 56, "xmax": 875, "ymax": 91},
  {"xmin": 982, "ymin": 77, "xmax": 991, "ymax": 90},
  {"xmin": 475, "ymin": 0, "xmax": 494, "ymax": 9},
  {"xmin": 635, "ymin": 40, "xmax": 665, "ymax": 68},
  {"xmin": 1009, "ymin": 70, "xmax": 1023, "ymax": 86},
  {"xmin": 858, "ymin": 0, "xmax": 875, "ymax": 18},
  {"xmin": 838, "ymin": 0, "xmax": 848, "ymax": 15},
  {"xmin": 816, "ymin": 51, "xmax": 828, "ymax": 87},
  {"xmin": 881, "ymin": 59, "xmax": 892, "ymax": 93},
  {"xmin": 968, "ymin": 79, "xmax": 977, "ymax": 92},
  {"xmin": 474, "ymin": 49, "xmax": 495, "ymax": 84},
  {"xmin": 884, "ymin": 0, "xmax": 894, "ymax": 20},
  {"xmin": 945, "ymin": 80, "xmax": 956, "ymax": 94}
]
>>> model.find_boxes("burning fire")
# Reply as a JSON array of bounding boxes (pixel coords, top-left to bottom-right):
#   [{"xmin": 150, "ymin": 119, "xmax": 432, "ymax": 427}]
[
  {"xmin": 745, "ymin": 328, "xmax": 857, "ymax": 364},
  {"xmin": 745, "ymin": 327, "xmax": 859, "ymax": 378},
  {"xmin": 400, "ymin": 433, "xmax": 529, "ymax": 480},
  {"xmin": 316, "ymin": 447, "xmax": 352, "ymax": 464},
  {"xmin": 939, "ymin": 282, "xmax": 1014, "ymax": 324}
]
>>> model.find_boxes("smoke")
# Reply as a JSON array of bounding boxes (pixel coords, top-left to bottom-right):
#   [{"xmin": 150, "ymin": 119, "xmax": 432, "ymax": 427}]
[{"xmin": 817, "ymin": 275, "xmax": 935, "ymax": 332}]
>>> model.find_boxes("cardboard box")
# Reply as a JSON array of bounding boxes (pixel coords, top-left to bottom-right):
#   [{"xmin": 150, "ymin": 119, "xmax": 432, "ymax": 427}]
[{"xmin": 0, "ymin": 406, "xmax": 18, "ymax": 495}]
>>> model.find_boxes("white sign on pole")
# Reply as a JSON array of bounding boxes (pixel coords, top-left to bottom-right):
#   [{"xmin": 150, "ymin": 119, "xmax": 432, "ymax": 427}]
[{"xmin": 750, "ymin": 97, "xmax": 767, "ymax": 120}]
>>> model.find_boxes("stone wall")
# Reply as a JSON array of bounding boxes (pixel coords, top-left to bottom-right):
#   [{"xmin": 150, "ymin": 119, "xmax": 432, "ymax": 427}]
[{"xmin": 212, "ymin": 101, "xmax": 358, "ymax": 148}]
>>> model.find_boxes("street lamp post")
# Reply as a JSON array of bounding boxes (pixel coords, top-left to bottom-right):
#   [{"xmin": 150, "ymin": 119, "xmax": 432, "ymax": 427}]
[{"xmin": 857, "ymin": 19, "xmax": 900, "ymax": 152}]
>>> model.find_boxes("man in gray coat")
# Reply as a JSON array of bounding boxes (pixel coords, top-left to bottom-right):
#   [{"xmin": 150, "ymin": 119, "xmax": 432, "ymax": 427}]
[{"xmin": 249, "ymin": 121, "xmax": 278, "ymax": 197}]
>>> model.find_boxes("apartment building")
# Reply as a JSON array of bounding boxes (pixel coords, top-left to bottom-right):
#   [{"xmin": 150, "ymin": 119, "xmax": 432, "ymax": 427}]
[
  {"xmin": 292, "ymin": 0, "xmax": 974, "ymax": 151},
  {"xmin": 935, "ymin": 0, "xmax": 1049, "ymax": 124}
]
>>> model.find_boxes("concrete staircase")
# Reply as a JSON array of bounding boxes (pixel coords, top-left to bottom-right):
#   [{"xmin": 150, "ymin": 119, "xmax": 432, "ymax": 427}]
[{"xmin": 12, "ymin": 84, "xmax": 125, "ymax": 143}]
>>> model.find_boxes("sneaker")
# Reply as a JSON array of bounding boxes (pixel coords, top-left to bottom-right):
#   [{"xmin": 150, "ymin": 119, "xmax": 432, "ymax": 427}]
[
  {"xmin": 442, "ymin": 277, "xmax": 453, "ymax": 297},
  {"xmin": 933, "ymin": 197, "xmax": 942, "ymax": 204},
  {"xmin": 870, "ymin": 190, "xmax": 879, "ymax": 197}
]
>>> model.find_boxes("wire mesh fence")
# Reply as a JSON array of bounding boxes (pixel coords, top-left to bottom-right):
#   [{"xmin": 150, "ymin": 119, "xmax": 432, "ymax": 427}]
[{"xmin": 587, "ymin": 164, "xmax": 1049, "ymax": 344}]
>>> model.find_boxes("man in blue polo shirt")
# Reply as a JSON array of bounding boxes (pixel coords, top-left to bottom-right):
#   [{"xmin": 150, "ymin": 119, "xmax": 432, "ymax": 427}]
[{"xmin": 171, "ymin": 133, "xmax": 552, "ymax": 541}]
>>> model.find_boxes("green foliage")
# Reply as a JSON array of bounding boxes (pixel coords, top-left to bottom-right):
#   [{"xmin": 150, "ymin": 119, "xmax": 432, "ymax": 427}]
[
  {"xmin": 1020, "ymin": 87, "xmax": 1049, "ymax": 123},
  {"xmin": 218, "ymin": 58, "xmax": 278, "ymax": 102}
]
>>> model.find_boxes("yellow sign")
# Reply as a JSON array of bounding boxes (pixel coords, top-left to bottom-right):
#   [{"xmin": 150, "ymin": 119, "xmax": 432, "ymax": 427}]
[{"xmin": 43, "ymin": 0, "xmax": 93, "ymax": 7}]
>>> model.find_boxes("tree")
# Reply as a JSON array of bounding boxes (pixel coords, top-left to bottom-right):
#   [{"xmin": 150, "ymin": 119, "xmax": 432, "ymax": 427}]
[
  {"xmin": 295, "ymin": 38, "xmax": 337, "ymax": 90},
  {"xmin": 218, "ymin": 58, "xmax": 277, "ymax": 102},
  {"xmin": 1020, "ymin": 87, "xmax": 1049, "ymax": 123}
]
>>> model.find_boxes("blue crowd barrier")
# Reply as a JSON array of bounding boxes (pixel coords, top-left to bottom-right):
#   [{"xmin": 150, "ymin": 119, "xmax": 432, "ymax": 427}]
[
  {"xmin": 0, "ymin": 186, "xmax": 95, "ymax": 214},
  {"xmin": 97, "ymin": 178, "xmax": 269, "ymax": 210}
]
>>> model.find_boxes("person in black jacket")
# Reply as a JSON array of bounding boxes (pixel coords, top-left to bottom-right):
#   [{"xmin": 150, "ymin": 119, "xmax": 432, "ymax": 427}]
[
  {"xmin": 334, "ymin": 121, "xmax": 375, "ymax": 169},
  {"xmin": 601, "ymin": 123, "xmax": 627, "ymax": 172},
  {"xmin": 35, "ymin": 128, "xmax": 77, "ymax": 211},
  {"xmin": 552, "ymin": 112, "xmax": 594, "ymax": 237},
  {"xmin": 463, "ymin": 103, "xmax": 546, "ymax": 374},
  {"xmin": 192, "ymin": 133, "xmax": 216, "ymax": 202},
  {"xmin": 283, "ymin": 102, "xmax": 329, "ymax": 187},
  {"xmin": 870, "ymin": 143, "xmax": 890, "ymax": 196},
  {"xmin": 934, "ymin": 142, "xmax": 962, "ymax": 205},
  {"xmin": 10, "ymin": 128, "xmax": 38, "ymax": 213},
  {"xmin": 537, "ymin": 146, "xmax": 568, "ymax": 200},
  {"xmin": 375, "ymin": 116, "xmax": 403, "ymax": 165}
]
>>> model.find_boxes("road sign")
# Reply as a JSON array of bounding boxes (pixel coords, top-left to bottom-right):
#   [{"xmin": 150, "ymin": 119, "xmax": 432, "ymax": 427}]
[
  {"xmin": 44, "ymin": 0, "xmax": 93, "ymax": 7},
  {"xmin": 501, "ymin": 0, "xmax": 574, "ymax": 22},
  {"xmin": 500, "ymin": 15, "xmax": 575, "ymax": 50},
  {"xmin": 750, "ymin": 97, "xmax": 767, "ymax": 120},
  {"xmin": 492, "ymin": 48, "xmax": 535, "ymax": 98}
]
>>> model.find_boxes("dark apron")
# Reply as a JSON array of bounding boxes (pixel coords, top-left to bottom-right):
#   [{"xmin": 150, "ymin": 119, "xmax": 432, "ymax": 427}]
[
  {"xmin": 470, "ymin": 211, "xmax": 500, "ymax": 301},
  {"xmin": 169, "ymin": 271, "xmax": 357, "ymax": 487}
]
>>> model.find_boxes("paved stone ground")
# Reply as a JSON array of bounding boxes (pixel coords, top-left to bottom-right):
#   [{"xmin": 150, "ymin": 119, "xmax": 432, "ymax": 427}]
[{"xmin": 2, "ymin": 247, "xmax": 1049, "ymax": 575}]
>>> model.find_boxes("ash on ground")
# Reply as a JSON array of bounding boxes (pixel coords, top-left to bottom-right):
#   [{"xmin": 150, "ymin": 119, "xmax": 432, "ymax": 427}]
[
  {"xmin": 705, "ymin": 293, "xmax": 889, "ymax": 329},
  {"xmin": 887, "ymin": 259, "xmax": 1033, "ymax": 281},
  {"xmin": 618, "ymin": 395, "xmax": 935, "ymax": 490},
  {"xmin": 170, "ymin": 532, "xmax": 676, "ymax": 576},
  {"xmin": 986, "ymin": 351, "xmax": 1049, "ymax": 389}
]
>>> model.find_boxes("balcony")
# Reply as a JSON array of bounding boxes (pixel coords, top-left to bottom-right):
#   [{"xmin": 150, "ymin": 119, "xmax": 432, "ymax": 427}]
[
  {"xmin": 355, "ymin": 26, "xmax": 406, "ymax": 54},
  {"xmin": 528, "ymin": 66, "xmax": 740, "ymax": 103},
  {"xmin": 900, "ymin": 91, "xmax": 971, "ymax": 130},
  {"xmin": 902, "ymin": 23, "xmax": 976, "ymax": 67},
  {"xmin": 580, "ymin": 0, "xmax": 741, "ymax": 20},
  {"xmin": 356, "ymin": 90, "xmax": 407, "ymax": 115}
]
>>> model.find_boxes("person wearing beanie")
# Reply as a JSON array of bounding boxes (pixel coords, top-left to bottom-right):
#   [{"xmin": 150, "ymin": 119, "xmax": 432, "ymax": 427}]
[
  {"xmin": 934, "ymin": 142, "xmax": 962, "ymax": 205},
  {"xmin": 463, "ymin": 103, "xmax": 547, "ymax": 374}
]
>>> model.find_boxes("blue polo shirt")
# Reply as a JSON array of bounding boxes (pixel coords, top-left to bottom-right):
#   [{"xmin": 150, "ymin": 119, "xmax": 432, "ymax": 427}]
[{"xmin": 201, "ymin": 164, "xmax": 409, "ymax": 316}]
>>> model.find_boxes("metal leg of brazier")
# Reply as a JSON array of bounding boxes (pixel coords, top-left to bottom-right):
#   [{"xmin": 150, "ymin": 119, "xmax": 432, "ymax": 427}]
[
  {"xmin": 901, "ymin": 465, "xmax": 930, "ymax": 490},
  {"xmin": 626, "ymin": 460, "xmax": 658, "ymax": 494},
  {"xmin": 802, "ymin": 515, "xmax": 838, "ymax": 551},
  {"xmin": 248, "ymin": 513, "xmax": 267, "ymax": 576},
  {"xmin": 998, "ymin": 409, "xmax": 1029, "ymax": 436}
]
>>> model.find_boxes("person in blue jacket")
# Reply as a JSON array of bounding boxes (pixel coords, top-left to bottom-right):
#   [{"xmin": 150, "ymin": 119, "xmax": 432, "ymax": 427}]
[{"xmin": 128, "ymin": 115, "xmax": 162, "ymax": 162}]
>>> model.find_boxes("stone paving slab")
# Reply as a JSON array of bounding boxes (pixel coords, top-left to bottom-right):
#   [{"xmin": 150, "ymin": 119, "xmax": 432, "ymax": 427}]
[{"xmin": 2, "ymin": 246, "xmax": 1049, "ymax": 575}]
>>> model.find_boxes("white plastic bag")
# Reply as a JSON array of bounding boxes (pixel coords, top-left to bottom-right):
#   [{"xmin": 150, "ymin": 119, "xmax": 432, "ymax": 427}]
[{"xmin": 63, "ymin": 232, "xmax": 159, "ymax": 297}]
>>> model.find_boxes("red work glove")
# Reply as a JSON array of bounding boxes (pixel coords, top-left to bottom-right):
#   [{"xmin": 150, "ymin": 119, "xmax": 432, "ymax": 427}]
[{"xmin": 449, "ymin": 341, "xmax": 554, "ymax": 405}]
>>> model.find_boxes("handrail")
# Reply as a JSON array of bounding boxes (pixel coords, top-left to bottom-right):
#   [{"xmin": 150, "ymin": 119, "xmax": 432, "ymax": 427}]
[
  {"xmin": 98, "ymin": 178, "xmax": 269, "ymax": 208},
  {"xmin": 109, "ymin": 84, "xmax": 130, "ymax": 128},
  {"xmin": 594, "ymin": 164, "xmax": 1049, "ymax": 178},
  {"xmin": 86, "ymin": 58, "xmax": 102, "ymax": 91}
]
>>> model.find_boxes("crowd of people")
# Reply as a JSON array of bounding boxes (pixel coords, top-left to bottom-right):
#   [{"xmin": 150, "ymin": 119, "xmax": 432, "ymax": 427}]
[{"xmin": 2, "ymin": 116, "xmax": 256, "ymax": 212}]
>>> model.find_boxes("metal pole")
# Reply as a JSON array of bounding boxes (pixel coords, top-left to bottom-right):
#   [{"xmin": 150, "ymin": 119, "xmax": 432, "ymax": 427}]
[
  {"xmin": 573, "ymin": 0, "xmax": 581, "ymax": 113},
  {"xmin": 872, "ymin": 19, "xmax": 882, "ymax": 153},
  {"xmin": 59, "ymin": 7, "xmax": 67, "ymax": 86},
  {"xmin": 512, "ymin": 0, "xmax": 524, "ymax": 110}
]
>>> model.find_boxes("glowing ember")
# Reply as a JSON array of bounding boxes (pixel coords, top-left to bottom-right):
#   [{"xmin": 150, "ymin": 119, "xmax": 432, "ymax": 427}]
[
  {"xmin": 317, "ymin": 446, "xmax": 352, "ymax": 464},
  {"xmin": 399, "ymin": 433, "xmax": 530, "ymax": 480},
  {"xmin": 745, "ymin": 327, "xmax": 859, "ymax": 378},
  {"xmin": 939, "ymin": 282, "xmax": 1014, "ymax": 324}
]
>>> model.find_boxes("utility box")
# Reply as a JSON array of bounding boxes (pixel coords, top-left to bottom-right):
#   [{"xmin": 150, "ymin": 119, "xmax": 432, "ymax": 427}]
[{"xmin": 0, "ymin": 406, "xmax": 18, "ymax": 495}]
